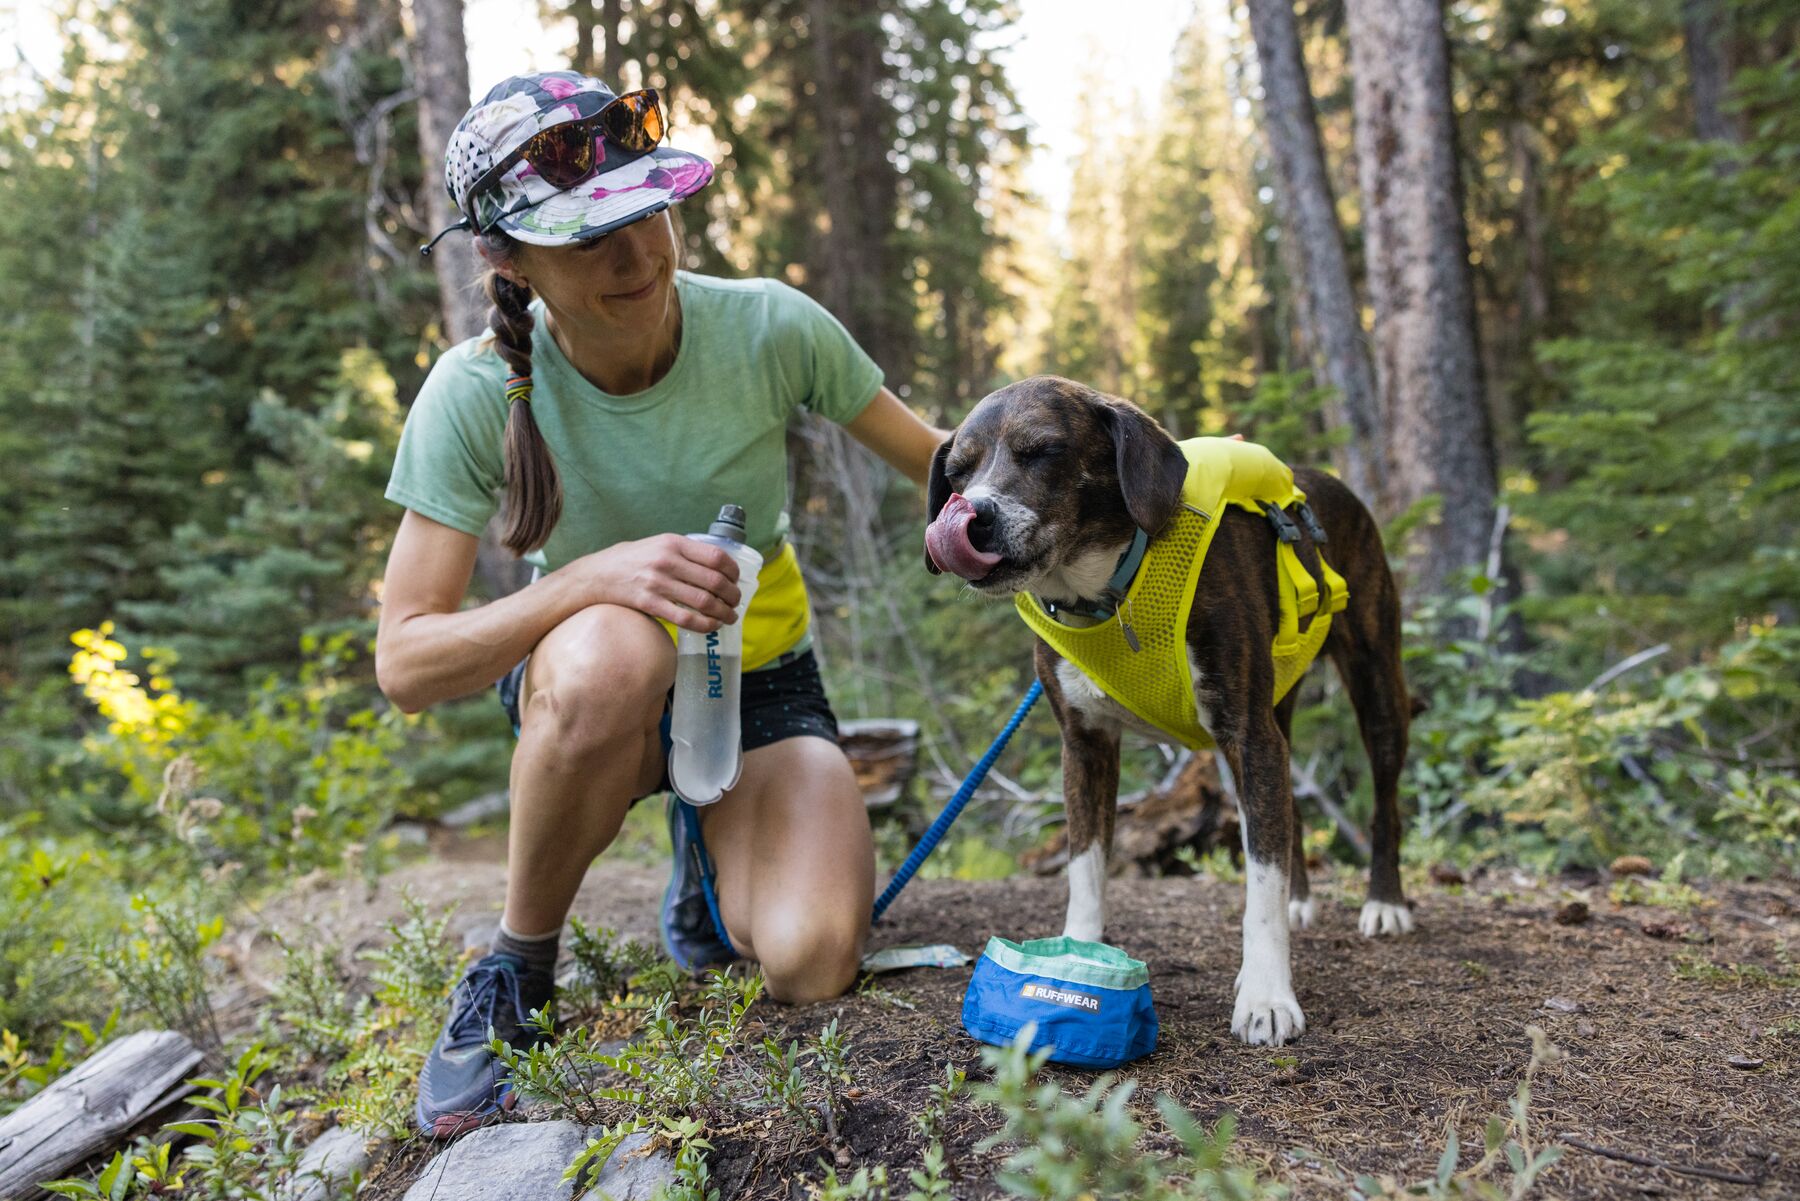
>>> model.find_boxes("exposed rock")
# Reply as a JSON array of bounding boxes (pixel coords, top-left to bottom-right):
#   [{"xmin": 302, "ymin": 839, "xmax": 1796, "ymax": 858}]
[
  {"xmin": 441, "ymin": 790, "xmax": 511, "ymax": 829},
  {"xmin": 386, "ymin": 822, "xmax": 431, "ymax": 849},
  {"xmin": 284, "ymin": 1125, "xmax": 375, "ymax": 1201},
  {"xmin": 402, "ymin": 1121, "xmax": 674, "ymax": 1201}
]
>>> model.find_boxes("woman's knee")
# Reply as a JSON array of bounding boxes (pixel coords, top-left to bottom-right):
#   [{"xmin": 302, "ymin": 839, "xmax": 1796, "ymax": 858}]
[
  {"xmin": 755, "ymin": 909, "xmax": 866, "ymax": 1004},
  {"xmin": 522, "ymin": 605, "xmax": 673, "ymax": 753}
]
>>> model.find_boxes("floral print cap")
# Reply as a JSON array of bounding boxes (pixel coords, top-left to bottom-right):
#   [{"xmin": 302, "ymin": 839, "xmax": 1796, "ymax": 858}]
[{"xmin": 444, "ymin": 71, "xmax": 714, "ymax": 246}]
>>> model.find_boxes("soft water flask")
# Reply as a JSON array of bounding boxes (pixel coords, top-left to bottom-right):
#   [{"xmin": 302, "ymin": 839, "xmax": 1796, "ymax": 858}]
[{"xmin": 667, "ymin": 504, "xmax": 763, "ymax": 805}]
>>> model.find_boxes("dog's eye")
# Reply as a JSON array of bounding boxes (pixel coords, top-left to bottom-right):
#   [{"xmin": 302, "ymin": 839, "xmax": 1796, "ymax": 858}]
[{"xmin": 1015, "ymin": 442, "xmax": 1066, "ymax": 464}]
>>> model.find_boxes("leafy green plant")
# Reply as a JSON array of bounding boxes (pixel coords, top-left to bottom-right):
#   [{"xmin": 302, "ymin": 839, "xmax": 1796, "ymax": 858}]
[
  {"xmin": 1673, "ymin": 948, "xmax": 1800, "ymax": 990},
  {"xmin": 1608, "ymin": 853, "xmax": 1709, "ymax": 913},
  {"xmin": 973, "ymin": 1024, "xmax": 1282, "ymax": 1200},
  {"xmin": 321, "ymin": 895, "xmax": 462, "ymax": 1137},
  {"xmin": 265, "ymin": 927, "xmax": 359, "ymax": 1062},
  {"xmin": 563, "ymin": 916, "xmax": 634, "ymax": 1009},
  {"xmin": 0, "ymin": 825, "xmax": 131, "ymax": 1060},
  {"xmin": 65, "ymin": 625, "xmax": 414, "ymax": 881},
  {"xmin": 1173, "ymin": 845, "xmax": 1245, "ymax": 883},
  {"xmin": 44, "ymin": 1044, "xmax": 340, "ymax": 1201},
  {"xmin": 90, "ymin": 889, "xmax": 226, "ymax": 1051}
]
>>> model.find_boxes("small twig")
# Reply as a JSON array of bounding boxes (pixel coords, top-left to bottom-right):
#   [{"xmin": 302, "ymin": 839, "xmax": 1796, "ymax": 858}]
[
  {"xmin": 1557, "ymin": 1134, "xmax": 1763, "ymax": 1185},
  {"xmin": 1289, "ymin": 754, "xmax": 1371, "ymax": 862},
  {"xmin": 1585, "ymin": 643, "xmax": 1672, "ymax": 694}
]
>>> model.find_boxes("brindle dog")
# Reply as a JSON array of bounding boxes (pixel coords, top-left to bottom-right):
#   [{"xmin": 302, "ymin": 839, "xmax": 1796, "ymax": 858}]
[{"xmin": 924, "ymin": 376, "xmax": 1414, "ymax": 1047}]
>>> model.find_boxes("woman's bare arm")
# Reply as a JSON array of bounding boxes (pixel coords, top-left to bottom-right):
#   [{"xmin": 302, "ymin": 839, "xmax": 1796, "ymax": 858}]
[
  {"xmin": 375, "ymin": 509, "xmax": 742, "ymax": 714},
  {"xmin": 842, "ymin": 387, "xmax": 949, "ymax": 487}
]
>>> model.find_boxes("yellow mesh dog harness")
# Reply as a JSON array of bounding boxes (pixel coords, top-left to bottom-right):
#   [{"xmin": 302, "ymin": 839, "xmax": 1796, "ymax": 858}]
[{"xmin": 1015, "ymin": 437, "xmax": 1349, "ymax": 750}]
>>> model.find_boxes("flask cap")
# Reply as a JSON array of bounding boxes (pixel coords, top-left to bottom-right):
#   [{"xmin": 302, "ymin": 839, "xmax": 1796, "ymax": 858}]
[{"xmin": 707, "ymin": 504, "xmax": 747, "ymax": 542}]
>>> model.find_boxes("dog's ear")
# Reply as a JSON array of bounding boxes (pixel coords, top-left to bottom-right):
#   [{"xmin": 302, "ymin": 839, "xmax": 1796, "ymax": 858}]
[
  {"xmin": 923, "ymin": 434, "xmax": 955, "ymax": 574},
  {"xmin": 1098, "ymin": 400, "xmax": 1187, "ymax": 537}
]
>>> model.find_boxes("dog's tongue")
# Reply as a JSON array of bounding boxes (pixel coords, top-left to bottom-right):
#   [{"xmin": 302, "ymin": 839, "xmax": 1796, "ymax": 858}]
[{"xmin": 926, "ymin": 493, "xmax": 1003, "ymax": 580}]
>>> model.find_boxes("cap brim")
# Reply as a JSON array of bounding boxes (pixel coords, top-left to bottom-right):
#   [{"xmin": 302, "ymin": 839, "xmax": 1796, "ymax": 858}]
[{"xmin": 495, "ymin": 145, "xmax": 714, "ymax": 246}]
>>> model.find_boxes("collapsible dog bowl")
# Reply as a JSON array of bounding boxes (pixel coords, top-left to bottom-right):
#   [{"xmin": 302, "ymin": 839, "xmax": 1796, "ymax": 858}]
[{"xmin": 961, "ymin": 936, "xmax": 1158, "ymax": 1068}]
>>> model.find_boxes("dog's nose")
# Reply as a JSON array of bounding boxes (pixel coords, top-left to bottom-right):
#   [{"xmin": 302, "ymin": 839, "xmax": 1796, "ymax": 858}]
[{"xmin": 968, "ymin": 496, "xmax": 1000, "ymax": 552}]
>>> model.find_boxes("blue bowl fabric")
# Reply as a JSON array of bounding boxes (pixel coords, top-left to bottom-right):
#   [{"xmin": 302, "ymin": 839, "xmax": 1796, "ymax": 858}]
[{"xmin": 961, "ymin": 936, "xmax": 1158, "ymax": 1068}]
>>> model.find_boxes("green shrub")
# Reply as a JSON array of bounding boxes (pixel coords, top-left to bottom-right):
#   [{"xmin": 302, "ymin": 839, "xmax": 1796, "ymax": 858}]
[
  {"xmin": 66, "ymin": 624, "xmax": 413, "ymax": 880},
  {"xmin": 972, "ymin": 1024, "xmax": 1279, "ymax": 1200}
]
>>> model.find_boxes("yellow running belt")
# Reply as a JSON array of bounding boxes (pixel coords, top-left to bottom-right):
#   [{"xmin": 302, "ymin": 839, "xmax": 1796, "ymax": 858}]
[{"xmin": 1015, "ymin": 437, "xmax": 1348, "ymax": 750}]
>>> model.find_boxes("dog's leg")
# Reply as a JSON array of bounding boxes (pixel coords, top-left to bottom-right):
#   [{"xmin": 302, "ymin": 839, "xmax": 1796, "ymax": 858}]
[
  {"xmin": 1059, "ymin": 717, "xmax": 1121, "ymax": 943},
  {"xmin": 1328, "ymin": 588, "xmax": 1415, "ymax": 937},
  {"xmin": 1041, "ymin": 649, "xmax": 1123, "ymax": 943},
  {"xmin": 1219, "ymin": 717, "xmax": 1306, "ymax": 1046},
  {"xmin": 1273, "ymin": 691, "xmax": 1314, "ymax": 930}
]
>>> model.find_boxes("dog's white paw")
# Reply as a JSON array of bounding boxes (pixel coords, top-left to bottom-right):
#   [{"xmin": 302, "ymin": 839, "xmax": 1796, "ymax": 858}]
[
  {"xmin": 1358, "ymin": 900, "xmax": 1415, "ymax": 937},
  {"xmin": 1287, "ymin": 896, "xmax": 1317, "ymax": 930},
  {"xmin": 1231, "ymin": 971, "xmax": 1306, "ymax": 1046}
]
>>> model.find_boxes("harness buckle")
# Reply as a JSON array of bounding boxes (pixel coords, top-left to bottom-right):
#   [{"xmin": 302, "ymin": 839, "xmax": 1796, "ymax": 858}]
[
  {"xmin": 1260, "ymin": 501, "xmax": 1302, "ymax": 544},
  {"xmin": 1295, "ymin": 502, "xmax": 1329, "ymax": 544}
]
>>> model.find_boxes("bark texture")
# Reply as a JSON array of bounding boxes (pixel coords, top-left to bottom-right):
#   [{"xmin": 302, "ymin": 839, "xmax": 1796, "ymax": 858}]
[
  {"xmin": 805, "ymin": 0, "xmax": 910, "ymax": 378},
  {"xmin": 408, "ymin": 0, "xmax": 484, "ymax": 345},
  {"xmin": 1246, "ymin": 0, "xmax": 1383, "ymax": 509},
  {"xmin": 408, "ymin": 0, "xmax": 530, "ymax": 598},
  {"xmin": 1683, "ymin": 0, "xmax": 1741, "ymax": 145},
  {"xmin": 1346, "ymin": 0, "xmax": 1499, "ymax": 598}
]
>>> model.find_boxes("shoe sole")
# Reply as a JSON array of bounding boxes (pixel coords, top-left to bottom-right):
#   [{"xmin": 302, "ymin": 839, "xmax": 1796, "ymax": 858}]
[{"xmin": 419, "ymin": 1085, "xmax": 516, "ymax": 1139}]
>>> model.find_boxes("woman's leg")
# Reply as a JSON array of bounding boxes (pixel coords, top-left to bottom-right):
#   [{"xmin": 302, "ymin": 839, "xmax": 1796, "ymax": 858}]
[
  {"xmin": 701, "ymin": 735, "xmax": 875, "ymax": 1004},
  {"xmin": 506, "ymin": 603, "xmax": 672, "ymax": 934}
]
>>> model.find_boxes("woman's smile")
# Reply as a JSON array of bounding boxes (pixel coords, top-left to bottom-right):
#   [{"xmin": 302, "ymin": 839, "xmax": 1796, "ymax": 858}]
[{"xmin": 606, "ymin": 276, "xmax": 661, "ymax": 302}]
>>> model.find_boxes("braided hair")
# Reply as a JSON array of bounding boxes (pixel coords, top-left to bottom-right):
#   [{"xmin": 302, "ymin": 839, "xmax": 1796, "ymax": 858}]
[{"xmin": 478, "ymin": 230, "xmax": 563, "ymax": 555}]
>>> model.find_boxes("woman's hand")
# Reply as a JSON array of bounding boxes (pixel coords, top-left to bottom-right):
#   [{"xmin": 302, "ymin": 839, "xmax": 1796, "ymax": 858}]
[{"xmin": 576, "ymin": 533, "xmax": 743, "ymax": 632}]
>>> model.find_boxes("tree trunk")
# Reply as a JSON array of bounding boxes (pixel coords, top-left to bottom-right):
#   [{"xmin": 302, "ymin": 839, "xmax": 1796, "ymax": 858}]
[
  {"xmin": 805, "ymin": 0, "xmax": 910, "ymax": 377},
  {"xmin": 602, "ymin": 0, "xmax": 625, "ymax": 83},
  {"xmin": 407, "ymin": 0, "xmax": 484, "ymax": 346},
  {"xmin": 1246, "ymin": 0, "xmax": 1383, "ymax": 509},
  {"xmin": 1683, "ymin": 0, "xmax": 1740, "ymax": 145},
  {"xmin": 408, "ymin": 0, "xmax": 530, "ymax": 600},
  {"xmin": 571, "ymin": 0, "xmax": 599, "ymax": 76},
  {"xmin": 1345, "ymin": 0, "xmax": 1499, "ymax": 600}
]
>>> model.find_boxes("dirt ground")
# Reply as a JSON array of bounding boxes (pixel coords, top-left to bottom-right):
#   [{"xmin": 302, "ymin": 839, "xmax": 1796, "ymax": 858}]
[{"xmin": 256, "ymin": 844, "xmax": 1800, "ymax": 1200}]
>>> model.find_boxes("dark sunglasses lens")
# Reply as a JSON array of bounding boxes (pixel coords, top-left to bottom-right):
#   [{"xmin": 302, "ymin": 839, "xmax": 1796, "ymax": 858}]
[
  {"xmin": 527, "ymin": 123, "xmax": 596, "ymax": 187},
  {"xmin": 601, "ymin": 92, "xmax": 663, "ymax": 152}
]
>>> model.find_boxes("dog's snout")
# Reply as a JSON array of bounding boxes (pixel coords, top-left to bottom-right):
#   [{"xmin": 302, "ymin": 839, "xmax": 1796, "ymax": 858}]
[{"xmin": 968, "ymin": 496, "xmax": 1000, "ymax": 552}]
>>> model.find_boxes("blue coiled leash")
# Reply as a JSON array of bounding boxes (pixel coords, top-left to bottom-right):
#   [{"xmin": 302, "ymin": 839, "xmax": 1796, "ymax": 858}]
[
  {"xmin": 872, "ymin": 679, "xmax": 1043, "ymax": 922},
  {"xmin": 688, "ymin": 679, "xmax": 1044, "ymax": 951}
]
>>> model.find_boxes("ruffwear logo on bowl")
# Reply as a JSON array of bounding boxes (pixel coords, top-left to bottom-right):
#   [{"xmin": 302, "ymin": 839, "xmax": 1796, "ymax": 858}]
[{"xmin": 1020, "ymin": 982, "xmax": 1101, "ymax": 1012}]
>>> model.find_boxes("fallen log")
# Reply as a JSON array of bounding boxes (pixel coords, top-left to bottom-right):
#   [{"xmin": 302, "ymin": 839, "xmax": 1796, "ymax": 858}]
[
  {"xmin": 1021, "ymin": 752, "xmax": 1238, "ymax": 876},
  {"xmin": 0, "ymin": 1030, "xmax": 203, "ymax": 1198},
  {"xmin": 836, "ymin": 718, "xmax": 921, "ymax": 809}
]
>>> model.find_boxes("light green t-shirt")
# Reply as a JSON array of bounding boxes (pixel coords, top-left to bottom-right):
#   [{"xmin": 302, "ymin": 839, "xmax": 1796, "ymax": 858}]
[{"xmin": 385, "ymin": 272, "xmax": 884, "ymax": 571}]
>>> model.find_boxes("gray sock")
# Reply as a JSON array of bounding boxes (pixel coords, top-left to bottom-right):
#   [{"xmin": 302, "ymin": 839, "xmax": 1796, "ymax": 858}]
[{"xmin": 493, "ymin": 920, "xmax": 561, "ymax": 985}]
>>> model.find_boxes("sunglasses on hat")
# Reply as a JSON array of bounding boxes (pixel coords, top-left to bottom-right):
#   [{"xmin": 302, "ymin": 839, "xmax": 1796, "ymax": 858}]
[{"xmin": 422, "ymin": 88, "xmax": 665, "ymax": 254}]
